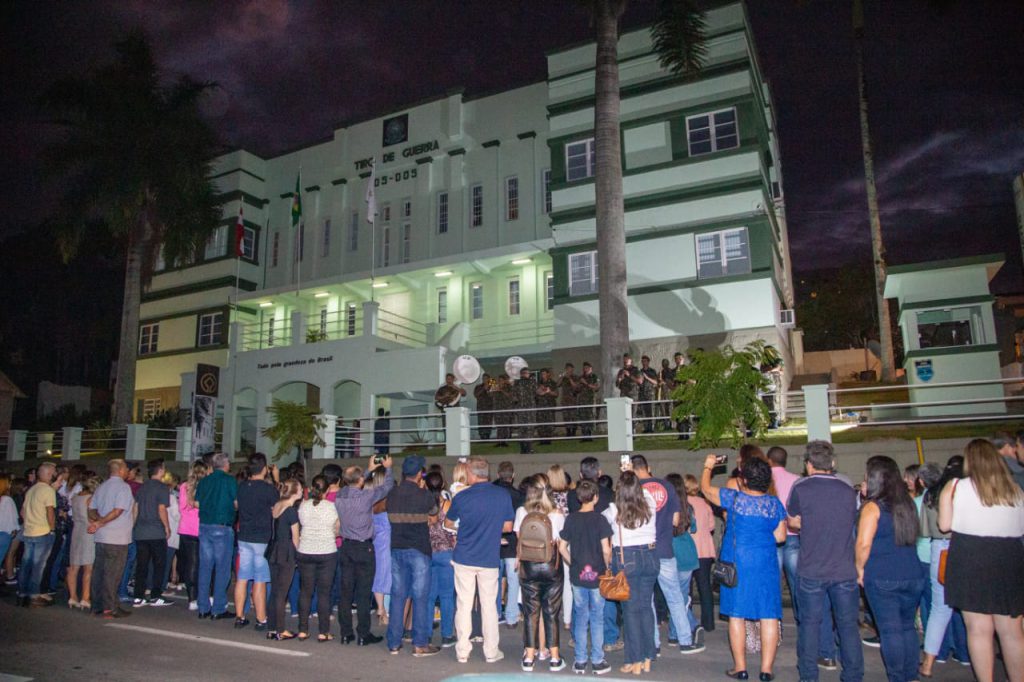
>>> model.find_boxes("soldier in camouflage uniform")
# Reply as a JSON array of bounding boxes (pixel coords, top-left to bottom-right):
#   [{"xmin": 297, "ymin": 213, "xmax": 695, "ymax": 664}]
[
  {"xmin": 658, "ymin": 358, "xmax": 676, "ymax": 430},
  {"xmin": 558, "ymin": 363, "xmax": 579, "ymax": 438},
  {"xmin": 535, "ymin": 368, "xmax": 558, "ymax": 445},
  {"xmin": 576, "ymin": 362, "xmax": 599, "ymax": 441},
  {"xmin": 512, "ymin": 366, "xmax": 537, "ymax": 454},
  {"xmin": 637, "ymin": 355, "xmax": 660, "ymax": 433},
  {"xmin": 615, "ymin": 353, "xmax": 642, "ymax": 429},
  {"xmin": 474, "ymin": 373, "xmax": 494, "ymax": 441},
  {"xmin": 491, "ymin": 373, "xmax": 513, "ymax": 446}
]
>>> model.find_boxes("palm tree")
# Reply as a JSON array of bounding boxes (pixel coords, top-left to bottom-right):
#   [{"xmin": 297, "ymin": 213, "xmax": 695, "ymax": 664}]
[
  {"xmin": 261, "ymin": 399, "xmax": 326, "ymax": 471},
  {"xmin": 41, "ymin": 32, "xmax": 223, "ymax": 425},
  {"xmin": 585, "ymin": 0, "xmax": 707, "ymax": 396},
  {"xmin": 852, "ymin": 0, "xmax": 896, "ymax": 381}
]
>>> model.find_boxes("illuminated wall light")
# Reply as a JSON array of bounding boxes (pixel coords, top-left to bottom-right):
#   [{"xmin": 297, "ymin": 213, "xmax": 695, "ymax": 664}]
[
  {"xmin": 512, "ymin": 258, "xmax": 532, "ymax": 265},
  {"xmin": 434, "ymin": 271, "xmax": 452, "ymax": 277},
  {"xmin": 372, "ymin": 282, "xmax": 389, "ymax": 288},
  {"xmin": 314, "ymin": 292, "xmax": 330, "ymax": 298},
  {"xmin": 259, "ymin": 301, "xmax": 274, "ymax": 307}
]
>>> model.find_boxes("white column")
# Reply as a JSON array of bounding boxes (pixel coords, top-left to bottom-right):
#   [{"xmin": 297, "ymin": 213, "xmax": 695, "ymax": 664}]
[
  {"xmin": 229, "ymin": 321, "xmax": 243, "ymax": 354},
  {"xmin": 125, "ymin": 424, "xmax": 148, "ymax": 460},
  {"xmin": 363, "ymin": 300, "xmax": 380, "ymax": 337},
  {"xmin": 291, "ymin": 310, "xmax": 305, "ymax": 346},
  {"xmin": 803, "ymin": 384, "xmax": 832, "ymax": 443},
  {"xmin": 313, "ymin": 414, "xmax": 337, "ymax": 460},
  {"xmin": 7, "ymin": 430, "xmax": 27, "ymax": 461},
  {"xmin": 445, "ymin": 406, "xmax": 470, "ymax": 458},
  {"xmin": 605, "ymin": 397, "xmax": 634, "ymax": 452},
  {"xmin": 62, "ymin": 427, "xmax": 83, "ymax": 461},
  {"xmin": 175, "ymin": 427, "xmax": 193, "ymax": 462},
  {"xmin": 255, "ymin": 391, "xmax": 276, "ymax": 456}
]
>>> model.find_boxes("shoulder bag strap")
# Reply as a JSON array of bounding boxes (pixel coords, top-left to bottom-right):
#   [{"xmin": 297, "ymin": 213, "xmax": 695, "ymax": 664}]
[{"xmin": 617, "ymin": 522, "xmax": 625, "ymax": 565}]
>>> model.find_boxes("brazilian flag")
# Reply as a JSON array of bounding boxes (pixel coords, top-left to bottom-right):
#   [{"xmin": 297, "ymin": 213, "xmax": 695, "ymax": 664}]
[{"xmin": 291, "ymin": 172, "xmax": 302, "ymax": 228}]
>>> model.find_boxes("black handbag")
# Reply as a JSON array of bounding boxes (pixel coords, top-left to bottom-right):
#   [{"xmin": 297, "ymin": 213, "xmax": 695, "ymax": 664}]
[{"xmin": 711, "ymin": 516, "xmax": 738, "ymax": 588}]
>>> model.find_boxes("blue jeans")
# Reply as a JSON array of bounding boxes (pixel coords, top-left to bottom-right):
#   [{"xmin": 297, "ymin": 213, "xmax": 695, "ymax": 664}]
[
  {"xmin": 499, "ymin": 556, "xmax": 522, "ymax": 624},
  {"xmin": 572, "ymin": 586, "xmax": 606, "ymax": 664},
  {"xmin": 429, "ymin": 550, "xmax": 456, "ymax": 639},
  {"xmin": 864, "ymin": 578, "xmax": 927, "ymax": 682},
  {"xmin": 17, "ymin": 533, "xmax": 54, "ymax": 597},
  {"xmin": 198, "ymin": 524, "xmax": 234, "ymax": 615},
  {"xmin": 387, "ymin": 548, "xmax": 431, "ymax": 649},
  {"xmin": 0, "ymin": 532, "xmax": 12, "ymax": 570},
  {"xmin": 796, "ymin": 577, "xmax": 864, "ymax": 682},
  {"xmin": 656, "ymin": 557, "xmax": 693, "ymax": 646},
  {"xmin": 118, "ymin": 540, "xmax": 136, "ymax": 601},
  {"xmin": 617, "ymin": 546, "xmax": 659, "ymax": 665},
  {"xmin": 667, "ymin": 570, "xmax": 700, "ymax": 641},
  {"xmin": 922, "ymin": 540, "xmax": 969, "ymax": 662}
]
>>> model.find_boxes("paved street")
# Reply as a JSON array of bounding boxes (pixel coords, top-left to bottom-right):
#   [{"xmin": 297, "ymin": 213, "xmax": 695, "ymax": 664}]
[{"xmin": 0, "ymin": 592, "xmax": 976, "ymax": 681}]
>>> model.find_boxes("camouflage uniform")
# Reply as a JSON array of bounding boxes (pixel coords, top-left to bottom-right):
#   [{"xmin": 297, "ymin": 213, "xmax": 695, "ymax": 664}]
[
  {"xmin": 512, "ymin": 374, "xmax": 537, "ymax": 453},
  {"xmin": 616, "ymin": 364, "xmax": 641, "ymax": 426},
  {"xmin": 474, "ymin": 380, "xmax": 494, "ymax": 440},
  {"xmin": 659, "ymin": 363, "xmax": 676, "ymax": 429},
  {"xmin": 536, "ymin": 374, "xmax": 558, "ymax": 442},
  {"xmin": 491, "ymin": 376, "xmax": 513, "ymax": 445},
  {"xmin": 577, "ymin": 371, "xmax": 599, "ymax": 439},
  {"xmin": 558, "ymin": 373, "xmax": 579, "ymax": 437},
  {"xmin": 638, "ymin": 365, "xmax": 659, "ymax": 433}
]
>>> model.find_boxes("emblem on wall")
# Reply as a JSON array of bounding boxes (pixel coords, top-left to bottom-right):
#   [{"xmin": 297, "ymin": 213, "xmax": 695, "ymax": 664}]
[{"xmin": 382, "ymin": 113, "xmax": 408, "ymax": 147}]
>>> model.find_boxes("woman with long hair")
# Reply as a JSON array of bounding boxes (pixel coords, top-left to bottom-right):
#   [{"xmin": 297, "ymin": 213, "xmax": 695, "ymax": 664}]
[
  {"xmin": 178, "ymin": 461, "xmax": 208, "ymax": 610},
  {"xmin": 267, "ymin": 479, "xmax": 303, "ymax": 641},
  {"xmin": 67, "ymin": 474, "xmax": 100, "ymax": 609},
  {"xmin": 365, "ymin": 466, "xmax": 394, "ymax": 628},
  {"xmin": 684, "ymin": 473, "xmax": 717, "ymax": 632},
  {"xmin": 0, "ymin": 474, "xmax": 20, "ymax": 585},
  {"xmin": 546, "ymin": 464, "xmax": 573, "ymax": 630},
  {"xmin": 855, "ymin": 456, "xmax": 927, "ymax": 682},
  {"xmin": 516, "ymin": 475, "xmax": 566, "ymax": 672},
  {"xmin": 297, "ymin": 475, "xmax": 340, "ymax": 641},
  {"xmin": 425, "ymin": 470, "xmax": 457, "ymax": 648},
  {"xmin": 938, "ymin": 439, "xmax": 1024, "ymax": 682},
  {"xmin": 665, "ymin": 473, "xmax": 700, "ymax": 644},
  {"xmin": 702, "ymin": 455, "xmax": 787, "ymax": 681},
  {"xmin": 604, "ymin": 470, "xmax": 659, "ymax": 675}
]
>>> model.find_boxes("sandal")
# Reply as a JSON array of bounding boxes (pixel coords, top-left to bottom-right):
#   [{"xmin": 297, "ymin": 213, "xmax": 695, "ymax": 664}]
[
  {"xmin": 297, "ymin": 632, "xmax": 310, "ymax": 641},
  {"xmin": 318, "ymin": 633, "xmax": 334, "ymax": 643},
  {"xmin": 278, "ymin": 631, "xmax": 297, "ymax": 641}
]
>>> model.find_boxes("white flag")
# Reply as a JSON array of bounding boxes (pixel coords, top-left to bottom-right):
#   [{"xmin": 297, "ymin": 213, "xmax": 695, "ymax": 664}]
[{"xmin": 365, "ymin": 160, "xmax": 377, "ymax": 224}]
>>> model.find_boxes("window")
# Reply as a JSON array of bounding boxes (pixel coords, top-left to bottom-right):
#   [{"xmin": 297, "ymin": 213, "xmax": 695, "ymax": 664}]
[
  {"xmin": 437, "ymin": 192, "xmax": 449, "ymax": 234},
  {"xmin": 139, "ymin": 323, "xmax": 159, "ymax": 355},
  {"xmin": 205, "ymin": 225, "xmax": 227, "ymax": 260},
  {"xmin": 241, "ymin": 227, "xmax": 256, "ymax": 260},
  {"xmin": 686, "ymin": 108, "xmax": 739, "ymax": 156},
  {"xmin": 542, "ymin": 169, "xmax": 552, "ymax": 214},
  {"xmin": 402, "ymin": 199, "xmax": 412, "ymax": 219},
  {"xmin": 696, "ymin": 227, "xmax": 750, "ymax": 279},
  {"xmin": 569, "ymin": 251, "xmax": 599, "ymax": 296},
  {"xmin": 471, "ymin": 283, "xmax": 483, "ymax": 320},
  {"xmin": 437, "ymin": 288, "xmax": 448, "ymax": 324},
  {"xmin": 508, "ymin": 278, "xmax": 520, "ymax": 316},
  {"xmin": 545, "ymin": 271, "xmax": 554, "ymax": 310},
  {"xmin": 320, "ymin": 306, "xmax": 328, "ymax": 333},
  {"xmin": 470, "ymin": 184, "xmax": 483, "ymax": 228},
  {"xmin": 382, "ymin": 203, "xmax": 391, "ymax": 223},
  {"xmin": 140, "ymin": 398, "xmax": 161, "ymax": 421},
  {"xmin": 197, "ymin": 312, "xmax": 224, "ymax": 347},
  {"xmin": 298, "ymin": 223, "xmax": 305, "ymax": 261},
  {"xmin": 349, "ymin": 211, "xmax": 359, "ymax": 252},
  {"xmin": 565, "ymin": 138, "xmax": 596, "ymax": 182},
  {"xmin": 505, "ymin": 176, "xmax": 519, "ymax": 221},
  {"xmin": 322, "ymin": 219, "xmax": 331, "ymax": 257},
  {"xmin": 271, "ymin": 232, "xmax": 280, "ymax": 267},
  {"xmin": 401, "ymin": 223, "xmax": 411, "ymax": 264},
  {"xmin": 346, "ymin": 304, "xmax": 357, "ymax": 336},
  {"xmin": 916, "ymin": 306, "xmax": 983, "ymax": 350},
  {"xmin": 267, "ymin": 316, "xmax": 276, "ymax": 346},
  {"xmin": 380, "ymin": 227, "xmax": 390, "ymax": 267}
]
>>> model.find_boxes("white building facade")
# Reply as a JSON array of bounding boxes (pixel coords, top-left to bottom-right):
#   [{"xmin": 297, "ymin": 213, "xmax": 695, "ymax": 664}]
[{"xmin": 133, "ymin": 2, "xmax": 796, "ymax": 456}]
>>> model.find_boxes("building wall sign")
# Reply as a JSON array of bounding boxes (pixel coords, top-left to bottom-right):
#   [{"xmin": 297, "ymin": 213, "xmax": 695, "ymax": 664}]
[
  {"xmin": 355, "ymin": 141, "xmax": 439, "ymax": 171},
  {"xmin": 256, "ymin": 355, "xmax": 335, "ymax": 371}
]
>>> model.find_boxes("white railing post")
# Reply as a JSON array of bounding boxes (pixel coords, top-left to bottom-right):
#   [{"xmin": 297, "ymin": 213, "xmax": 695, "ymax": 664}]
[
  {"xmin": 363, "ymin": 301, "xmax": 380, "ymax": 337},
  {"xmin": 605, "ymin": 397, "xmax": 634, "ymax": 452},
  {"xmin": 313, "ymin": 414, "xmax": 336, "ymax": 460},
  {"xmin": 175, "ymin": 427, "xmax": 193, "ymax": 462},
  {"xmin": 62, "ymin": 427, "xmax": 82, "ymax": 461},
  {"xmin": 6, "ymin": 430, "xmax": 27, "ymax": 461},
  {"xmin": 290, "ymin": 310, "xmax": 305, "ymax": 346},
  {"xmin": 229, "ymin": 321, "xmax": 242, "ymax": 352},
  {"xmin": 445, "ymin": 406, "xmax": 470, "ymax": 458},
  {"xmin": 803, "ymin": 384, "xmax": 832, "ymax": 443},
  {"xmin": 125, "ymin": 424, "xmax": 148, "ymax": 460}
]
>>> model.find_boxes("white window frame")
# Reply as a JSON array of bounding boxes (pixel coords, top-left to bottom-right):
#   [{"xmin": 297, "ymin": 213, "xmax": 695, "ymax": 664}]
[
  {"xmin": 568, "ymin": 250, "xmax": 599, "ymax": 296},
  {"xmin": 565, "ymin": 138, "xmax": 596, "ymax": 182},
  {"xmin": 402, "ymin": 199, "xmax": 412, "ymax": 219},
  {"xmin": 470, "ymin": 283, "xmax": 484, "ymax": 320},
  {"xmin": 139, "ymin": 323, "xmax": 159, "ymax": 355},
  {"xmin": 380, "ymin": 226, "xmax": 390, "ymax": 267},
  {"xmin": 505, "ymin": 176, "xmax": 519, "ymax": 221},
  {"xmin": 197, "ymin": 311, "xmax": 224, "ymax": 347},
  {"xmin": 349, "ymin": 211, "xmax": 359, "ymax": 252},
  {"xmin": 685, "ymin": 107, "xmax": 739, "ymax": 157},
  {"xmin": 470, "ymin": 184, "xmax": 483, "ymax": 228},
  {"xmin": 141, "ymin": 397, "xmax": 161, "ymax": 421},
  {"xmin": 241, "ymin": 226, "xmax": 256, "ymax": 260},
  {"xmin": 542, "ymin": 168, "xmax": 552, "ymax": 214},
  {"xmin": 545, "ymin": 271, "xmax": 554, "ymax": 311},
  {"xmin": 271, "ymin": 232, "xmax": 279, "ymax": 267},
  {"xmin": 695, "ymin": 227, "xmax": 751, "ymax": 279},
  {"xmin": 437, "ymin": 288, "xmax": 448, "ymax": 324},
  {"xmin": 321, "ymin": 219, "xmax": 331, "ymax": 257},
  {"xmin": 204, "ymin": 225, "xmax": 227, "ymax": 260},
  {"xmin": 401, "ymin": 222, "xmax": 411, "ymax": 264},
  {"xmin": 508, "ymin": 278, "xmax": 521, "ymax": 316},
  {"xmin": 346, "ymin": 304, "xmax": 357, "ymax": 336},
  {"xmin": 437, "ymin": 191, "xmax": 449, "ymax": 234},
  {"xmin": 382, "ymin": 202, "xmax": 391, "ymax": 223}
]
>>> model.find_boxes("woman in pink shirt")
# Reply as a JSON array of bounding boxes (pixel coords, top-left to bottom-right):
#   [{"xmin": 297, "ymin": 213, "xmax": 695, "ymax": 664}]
[
  {"xmin": 685, "ymin": 474, "xmax": 717, "ymax": 632},
  {"xmin": 178, "ymin": 462, "xmax": 208, "ymax": 611}
]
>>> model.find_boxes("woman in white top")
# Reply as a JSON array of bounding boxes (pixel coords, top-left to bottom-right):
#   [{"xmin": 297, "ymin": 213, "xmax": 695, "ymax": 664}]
[
  {"xmin": 297, "ymin": 475, "xmax": 340, "ymax": 641},
  {"xmin": 0, "ymin": 474, "xmax": 20, "ymax": 583},
  {"xmin": 938, "ymin": 439, "xmax": 1024, "ymax": 682},
  {"xmin": 602, "ymin": 470, "xmax": 658, "ymax": 675},
  {"xmin": 514, "ymin": 475, "xmax": 566, "ymax": 672}
]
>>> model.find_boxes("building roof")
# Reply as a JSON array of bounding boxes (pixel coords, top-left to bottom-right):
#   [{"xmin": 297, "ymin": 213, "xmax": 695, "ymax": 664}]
[
  {"xmin": 0, "ymin": 370, "xmax": 26, "ymax": 399},
  {"xmin": 884, "ymin": 253, "xmax": 1004, "ymax": 300}
]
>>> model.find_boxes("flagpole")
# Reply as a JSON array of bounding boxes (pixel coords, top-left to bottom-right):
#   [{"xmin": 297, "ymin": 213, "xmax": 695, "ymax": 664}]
[
  {"xmin": 233, "ymin": 205, "xmax": 242, "ymax": 310},
  {"xmin": 367, "ymin": 159, "xmax": 376, "ymax": 302},
  {"xmin": 296, "ymin": 167, "xmax": 302, "ymax": 298}
]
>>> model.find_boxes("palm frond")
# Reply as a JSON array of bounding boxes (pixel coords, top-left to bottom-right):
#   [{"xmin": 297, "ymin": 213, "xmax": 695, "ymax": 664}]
[{"xmin": 651, "ymin": 0, "xmax": 708, "ymax": 77}]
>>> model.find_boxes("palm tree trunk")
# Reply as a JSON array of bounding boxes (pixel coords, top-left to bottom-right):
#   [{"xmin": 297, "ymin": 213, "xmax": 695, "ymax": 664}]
[
  {"xmin": 853, "ymin": 0, "xmax": 896, "ymax": 382},
  {"xmin": 594, "ymin": 0, "xmax": 630, "ymax": 398},
  {"xmin": 112, "ymin": 213, "xmax": 151, "ymax": 426}
]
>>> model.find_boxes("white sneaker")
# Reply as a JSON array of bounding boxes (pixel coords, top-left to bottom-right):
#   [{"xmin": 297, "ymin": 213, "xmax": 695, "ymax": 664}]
[
  {"xmin": 188, "ymin": 601, "xmax": 198, "ymax": 611},
  {"xmin": 147, "ymin": 598, "xmax": 173, "ymax": 607},
  {"xmin": 132, "ymin": 598, "xmax": 147, "ymax": 608}
]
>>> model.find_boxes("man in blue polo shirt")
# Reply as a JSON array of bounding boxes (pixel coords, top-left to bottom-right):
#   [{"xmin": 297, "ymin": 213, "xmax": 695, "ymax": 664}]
[
  {"xmin": 195, "ymin": 452, "xmax": 237, "ymax": 619},
  {"xmin": 445, "ymin": 457, "xmax": 514, "ymax": 664}
]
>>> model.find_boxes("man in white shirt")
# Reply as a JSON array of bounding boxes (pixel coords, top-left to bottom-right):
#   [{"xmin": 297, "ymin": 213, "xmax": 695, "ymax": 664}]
[{"xmin": 88, "ymin": 459, "xmax": 135, "ymax": 618}]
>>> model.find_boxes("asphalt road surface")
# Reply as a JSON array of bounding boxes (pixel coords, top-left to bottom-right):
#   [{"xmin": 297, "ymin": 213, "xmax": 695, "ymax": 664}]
[{"xmin": 0, "ymin": 594, "xmax": 975, "ymax": 681}]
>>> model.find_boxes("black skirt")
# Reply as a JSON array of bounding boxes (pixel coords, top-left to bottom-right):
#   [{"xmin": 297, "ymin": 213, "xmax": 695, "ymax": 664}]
[{"xmin": 945, "ymin": 531, "xmax": 1024, "ymax": 616}]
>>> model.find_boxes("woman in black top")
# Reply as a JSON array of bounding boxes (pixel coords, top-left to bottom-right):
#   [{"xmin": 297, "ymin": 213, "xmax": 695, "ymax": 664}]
[{"xmin": 266, "ymin": 480, "xmax": 302, "ymax": 640}]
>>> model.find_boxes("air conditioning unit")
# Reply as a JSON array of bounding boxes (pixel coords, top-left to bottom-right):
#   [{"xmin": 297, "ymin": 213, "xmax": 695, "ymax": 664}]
[{"xmin": 779, "ymin": 309, "xmax": 795, "ymax": 328}]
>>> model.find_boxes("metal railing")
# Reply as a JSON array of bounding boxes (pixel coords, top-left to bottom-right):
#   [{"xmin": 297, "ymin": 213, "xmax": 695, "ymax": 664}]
[
  {"xmin": 377, "ymin": 309, "xmax": 427, "ymax": 347},
  {"xmin": 240, "ymin": 317, "xmax": 293, "ymax": 351},
  {"xmin": 469, "ymin": 401, "xmax": 608, "ymax": 444},
  {"xmin": 334, "ymin": 411, "xmax": 444, "ymax": 457},
  {"xmin": 305, "ymin": 308, "xmax": 362, "ymax": 343},
  {"xmin": 467, "ymin": 317, "xmax": 554, "ymax": 352}
]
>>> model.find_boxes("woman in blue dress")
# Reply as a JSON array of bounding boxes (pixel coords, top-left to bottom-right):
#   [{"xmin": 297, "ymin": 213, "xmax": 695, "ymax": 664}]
[
  {"xmin": 366, "ymin": 467, "xmax": 393, "ymax": 627},
  {"xmin": 702, "ymin": 454, "xmax": 787, "ymax": 681}
]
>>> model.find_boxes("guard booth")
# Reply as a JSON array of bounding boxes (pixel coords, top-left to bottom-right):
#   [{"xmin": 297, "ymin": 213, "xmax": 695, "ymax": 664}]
[{"xmin": 884, "ymin": 254, "xmax": 1006, "ymax": 417}]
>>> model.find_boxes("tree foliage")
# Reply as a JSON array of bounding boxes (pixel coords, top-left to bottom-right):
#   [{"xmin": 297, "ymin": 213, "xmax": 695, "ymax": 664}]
[
  {"xmin": 671, "ymin": 340, "xmax": 779, "ymax": 449},
  {"xmin": 651, "ymin": 0, "xmax": 708, "ymax": 76},
  {"xmin": 261, "ymin": 399, "xmax": 326, "ymax": 464}
]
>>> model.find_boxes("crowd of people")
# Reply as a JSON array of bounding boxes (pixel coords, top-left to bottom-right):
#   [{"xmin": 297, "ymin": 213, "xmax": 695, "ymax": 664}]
[{"xmin": 1, "ymin": 432, "xmax": 1023, "ymax": 681}]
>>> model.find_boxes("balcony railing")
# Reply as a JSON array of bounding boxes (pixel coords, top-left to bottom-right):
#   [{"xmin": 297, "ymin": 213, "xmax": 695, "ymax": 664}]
[
  {"xmin": 377, "ymin": 309, "xmax": 428, "ymax": 347},
  {"xmin": 467, "ymin": 317, "xmax": 553, "ymax": 353}
]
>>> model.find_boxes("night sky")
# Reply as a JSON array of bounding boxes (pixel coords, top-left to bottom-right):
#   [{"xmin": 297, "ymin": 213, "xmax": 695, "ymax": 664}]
[{"xmin": 2, "ymin": 0, "xmax": 1022, "ymax": 286}]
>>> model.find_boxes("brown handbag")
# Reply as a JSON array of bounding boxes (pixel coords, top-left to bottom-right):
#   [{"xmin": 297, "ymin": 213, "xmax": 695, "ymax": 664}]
[
  {"xmin": 598, "ymin": 523, "xmax": 630, "ymax": 601},
  {"xmin": 938, "ymin": 480, "xmax": 958, "ymax": 585}
]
